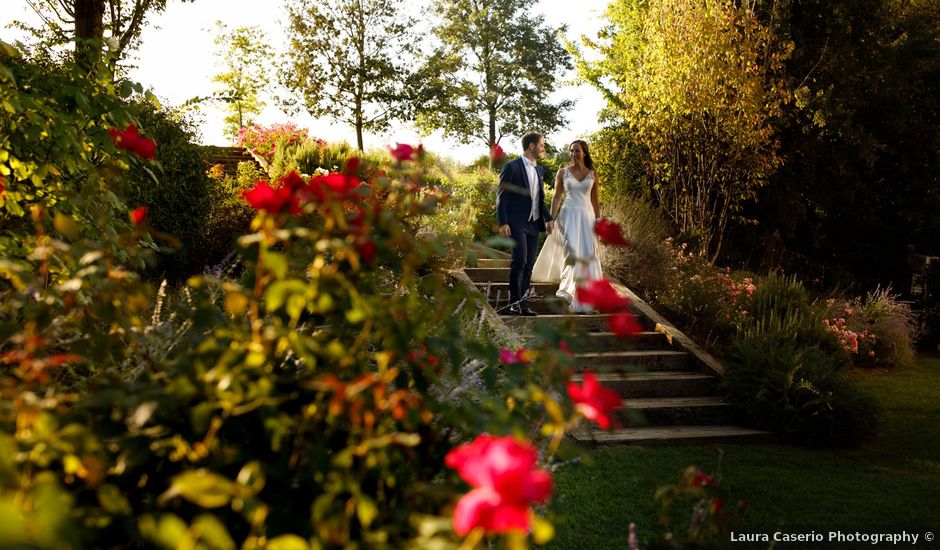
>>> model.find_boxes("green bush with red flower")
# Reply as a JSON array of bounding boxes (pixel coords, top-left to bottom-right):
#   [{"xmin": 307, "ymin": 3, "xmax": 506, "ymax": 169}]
[{"xmin": 1, "ymin": 43, "xmax": 638, "ymax": 547}]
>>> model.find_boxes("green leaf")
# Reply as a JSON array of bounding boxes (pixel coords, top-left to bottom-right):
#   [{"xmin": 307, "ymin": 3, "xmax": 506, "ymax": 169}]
[
  {"xmin": 97, "ymin": 484, "xmax": 131, "ymax": 514},
  {"xmin": 267, "ymin": 535, "xmax": 310, "ymax": 550},
  {"xmin": 159, "ymin": 470, "xmax": 239, "ymax": 508},
  {"xmin": 265, "ymin": 280, "xmax": 307, "ymax": 312},
  {"xmin": 264, "ymin": 250, "xmax": 289, "ymax": 279},
  {"xmin": 356, "ymin": 495, "xmax": 378, "ymax": 527},
  {"xmin": 192, "ymin": 514, "xmax": 236, "ymax": 550}
]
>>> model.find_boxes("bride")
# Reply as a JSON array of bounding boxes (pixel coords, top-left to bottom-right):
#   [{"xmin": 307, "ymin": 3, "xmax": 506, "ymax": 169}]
[{"xmin": 531, "ymin": 140, "xmax": 603, "ymax": 313}]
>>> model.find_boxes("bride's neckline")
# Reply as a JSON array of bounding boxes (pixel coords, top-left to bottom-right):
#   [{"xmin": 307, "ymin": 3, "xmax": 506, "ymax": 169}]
[{"xmin": 566, "ymin": 166, "xmax": 592, "ymax": 183}]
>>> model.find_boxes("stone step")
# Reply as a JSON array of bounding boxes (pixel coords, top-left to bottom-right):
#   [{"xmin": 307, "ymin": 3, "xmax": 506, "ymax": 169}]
[
  {"xmin": 464, "ymin": 267, "xmax": 510, "ymax": 282},
  {"xmin": 474, "ymin": 281, "xmax": 559, "ymax": 299},
  {"xmin": 472, "ymin": 258, "xmax": 510, "ymax": 268},
  {"xmin": 572, "ymin": 331, "xmax": 668, "ymax": 351},
  {"xmin": 573, "ymin": 350, "xmax": 688, "ymax": 372},
  {"xmin": 570, "ymin": 425, "xmax": 771, "ymax": 447},
  {"xmin": 616, "ymin": 396, "xmax": 735, "ymax": 427},
  {"xmin": 570, "ymin": 371, "xmax": 717, "ymax": 398},
  {"xmin": 502, "ymin": 313, "xmax": 647, "ymax": 333}
]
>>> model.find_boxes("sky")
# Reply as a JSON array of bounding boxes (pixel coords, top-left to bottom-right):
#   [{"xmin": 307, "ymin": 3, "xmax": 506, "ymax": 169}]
[{"xmin": 0, "ymin": 0, "xmax": 611, "ymax": 163}]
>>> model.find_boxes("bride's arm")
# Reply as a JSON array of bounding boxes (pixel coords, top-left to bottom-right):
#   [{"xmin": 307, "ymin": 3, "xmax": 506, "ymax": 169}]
[
  {"xmin": 551, "ymin": 170, "xmax": 565, "ymax": 219},
  {"xmin": 591, "ymin": 173, "xmax": 600, "ymax": 218}
]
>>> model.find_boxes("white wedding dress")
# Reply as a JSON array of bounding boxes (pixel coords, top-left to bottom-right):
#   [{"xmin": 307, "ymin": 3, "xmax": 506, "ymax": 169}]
[{"xmin": 531, "ymin": 168, "xmax": 603, "ymax": 312}]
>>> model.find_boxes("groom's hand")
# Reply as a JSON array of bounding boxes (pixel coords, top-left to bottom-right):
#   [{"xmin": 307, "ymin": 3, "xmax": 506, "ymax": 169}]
[
  {"xmin": 499, "ymin": 224, "xmax": 511, "ymax": 238},
  {"xmin": 546, "ymin": 221, "xmax": 555, "ymax": 234}
]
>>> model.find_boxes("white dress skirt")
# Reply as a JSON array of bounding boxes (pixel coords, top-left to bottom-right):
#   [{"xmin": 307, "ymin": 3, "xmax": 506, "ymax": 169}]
[{"xmin": 531, "ymin": 168, "xmax": 603, "ymax": 312}]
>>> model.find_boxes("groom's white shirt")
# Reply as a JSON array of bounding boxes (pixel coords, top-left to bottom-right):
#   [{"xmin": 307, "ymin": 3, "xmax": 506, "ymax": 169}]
[{"xmin": 524, "ymin": 157, "xmax": 540, "ymax": 222}]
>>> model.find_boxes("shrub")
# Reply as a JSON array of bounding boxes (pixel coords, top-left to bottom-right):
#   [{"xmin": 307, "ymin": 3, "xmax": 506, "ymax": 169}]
[
  {"xmin": 0, "ymin": 128, "xmax": 608, "ymax": 547},
  {"xmin": 589, "ymin": 125, "xmax": 649, "ymax": 202},
  {"xmin": 648, "ymin": 467, "xmax": 746, "ymax": 549},
  {"xmin": 598, "ymin": 194, "xmax": 675, "ymax": 296},
  {"xmin": 124, "ymin": 99, "xmax": 213, "ymax": 280},
  {"xmin": 236, "ymin": 122, "xmax": 308, "ymax": 163},
  {"xmin": 722, "ymin": 317, "xmax": 879, "ymax": 447},
  {"xmin": 450, "ymin": 168, "xmax": 499, "ymax": 242},
  {"xmin": 816, "ymin": 289, "xmax": 917, "ymax": 368},
  {"xmin": 199, "ymin": 161, "xmax": 263, "ymax": 269}
]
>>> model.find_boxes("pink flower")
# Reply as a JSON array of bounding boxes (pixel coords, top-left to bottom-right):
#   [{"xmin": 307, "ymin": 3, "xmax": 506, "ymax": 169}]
[
  {"xmin": 608, "ymin": 312, "xmax": 642, "ymax": 337},
  {"xmin": 499, "ymin": 348, "xmax": 530, "ymax": 365},
  {"xmin": 690, "ymin": 470, "xmax": 714, "ymax": 487},
  {"xmin": 567, "ymin": 371, "xmax": 621, "ymax": 429},
  {"xmin": 108, "ymin": 125, "xmax": 157, "ymax": 160},
  {"xmin": 594, "ymin": 219, "xmax": 630, "ymax": 247},
  {"xmin": 390, "ymin": 143, "xmax": 421, "ymax": 162},
  {"xmin": 575, "ymin": 279, "xmax": 630, "ymax": 313},
  {"xmin": 445, "ymin": 435, "xmax": 553, "ymax": 535},
  {"xmin": 129, "ymin": 206, "xmax": 147, "ymax": 225}
]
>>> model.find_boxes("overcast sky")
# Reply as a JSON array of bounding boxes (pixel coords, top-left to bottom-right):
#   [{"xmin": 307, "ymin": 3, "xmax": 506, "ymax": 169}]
[{"xmin": 1, "ymin": 0, "xmax": 610, "ymax": 162}]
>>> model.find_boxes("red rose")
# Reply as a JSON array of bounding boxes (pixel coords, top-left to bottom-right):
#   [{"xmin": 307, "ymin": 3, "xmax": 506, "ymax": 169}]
[
  {"xmin": 445, "ymin": 435, "xmax": 553, "ymax": 535},
  {"xmin": 608, "ymin": 312, "xmax": 642, "ymax": 337},
  {"xmin": 242, "ymin": 180, "xmax": 301, "ymax": 215},
  {"xmin": 129, "ymin": 206, "xmax": 148, "ymax": 225},
  {"xmin": 575, "ymin": 279, "xmax": 630, "ymax": 313},
  {"xmin": 594, "ymin": 218, "xmax": 631, "ymax": 247},
  {"xmin": 567, "ymin": 371, "xmax": 622, "ymax": 429},
  {"xmin": 490, "ymin": 143, "xmax": 506, "ymax": 162},
  {"xmin": 108, "ymin": 124, "xmax": 157, "ymax": 160},
  {"xmin": 390, "ymin": 143, "xmax": 420, "ymax": 162}
]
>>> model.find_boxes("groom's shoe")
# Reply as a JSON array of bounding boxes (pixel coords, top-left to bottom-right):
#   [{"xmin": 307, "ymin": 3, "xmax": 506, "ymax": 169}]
[
  {"xmin": 520, "ymin": 306, "xmax": 539, "ymax": 317},
  {"xmin": 507, "ymin": 304, "xmax": 523, "ymax": 316}
]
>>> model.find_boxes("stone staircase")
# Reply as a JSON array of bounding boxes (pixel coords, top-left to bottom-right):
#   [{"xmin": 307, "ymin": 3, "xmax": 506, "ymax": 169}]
[
  {"xmin": 203, "ymin": 145, "xmax": 263, "ymax": 175},
  {"xmin": 464, "ymin": 255, "xmax": 769, "ymax": 446}
]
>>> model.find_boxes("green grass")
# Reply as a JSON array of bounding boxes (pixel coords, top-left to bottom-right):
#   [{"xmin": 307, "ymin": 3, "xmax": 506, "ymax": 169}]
[{"xmin": 547, "ymin": 355, "xmax": 940, "ymax": 549}]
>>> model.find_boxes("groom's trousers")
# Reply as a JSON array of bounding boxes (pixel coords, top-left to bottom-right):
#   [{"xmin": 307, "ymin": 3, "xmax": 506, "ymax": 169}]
[{"xmin": 508, "ymin": 221, "xmax": 541, "ymax": 308}]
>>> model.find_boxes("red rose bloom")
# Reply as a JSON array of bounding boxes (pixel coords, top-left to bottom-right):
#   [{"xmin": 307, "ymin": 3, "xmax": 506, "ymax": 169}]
[
  {"xmin": 108, "ymin": 124, "xmax": 157, "ymax": 160},
  {"xmin": 567, "ymin": 371, "xmax": 622, "ymax": 429},
  {"xmin": 608, "ymin": 312, "xmax": 642, "ymax": 337},
  {"xmin": 242, "ymin": 180, "xmax": 301, "ymax": 215},
  {"xmin": 575, "ymin": 279, "xmax": 630, "ymax": 313},
  {"xmin": 445, "ymin": 435, "xmax": 553, "ymax": 536},
  {"xmin": 390, "ymin": 143, "xmax": 421, "ymax": 162},
  {"xmin": 129, "ymin": 206, "xmax": 148, "ymax": 225},
  {"xmin": 594, "ymin": 218, "xmax": 631, "ymax": 247},
  {"xmin": 490, "ymin": 143, "xmax": 506, "ymax": 162}
]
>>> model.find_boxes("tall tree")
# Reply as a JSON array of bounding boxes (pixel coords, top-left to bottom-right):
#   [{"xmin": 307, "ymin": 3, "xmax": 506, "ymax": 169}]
[
  {"xmin": 211, "ymin": 23, "xmax": 272, "ymax": 140},
  {"xmin": 574, "ymin": 0, "xmax": 790, "ymax": 262},
  {"xmin": 282, "ymin": 0, "xmax": 415, "ymax": 151},
  {"xmin": 415, "ymin": 0, "xmax": 572, "ymax": 153},
  {"xmin": 19, "ymin": 0, "xmax": 195, "ymax": 66}
]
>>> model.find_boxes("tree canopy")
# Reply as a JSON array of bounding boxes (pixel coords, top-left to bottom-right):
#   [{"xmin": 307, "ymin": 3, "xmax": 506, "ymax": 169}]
[
  {"xmin": 282, "ymin": 0, "xmax": 415, "ymax": 150},
  {"xmin": 414, "ymin": 0, "xmax": 573, "ymax": 151}
]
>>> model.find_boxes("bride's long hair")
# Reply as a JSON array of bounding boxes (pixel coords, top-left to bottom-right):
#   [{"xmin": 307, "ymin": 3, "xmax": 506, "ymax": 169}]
[{"xmin": 570, "ymin": 139, "xmax": 594, "ymax": 171}]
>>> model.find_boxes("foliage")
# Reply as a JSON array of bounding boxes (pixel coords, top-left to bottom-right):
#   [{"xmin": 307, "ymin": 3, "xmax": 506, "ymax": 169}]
[
  {"xmin": 0, "ymin": 42, "xmax": 152, "ymax": 271},
  {"xmin": 597, "ymin": 194, "xmax": 674, "ymax": 296},
  {"xmin": 448, "ymin": 168, "xmax": 499, "ymax": 242},
  {"xmin": 236, "ymin": 122, "xmax": 310, "ymax": 164},
  {"xmin": 729, "ymin": 0, "xmax": 940, "ymax": 287},
  {"xmin": 651, "ymin": 244, "xmax": 757, "ymax": 352},
  {"xmin": 12, "ymin": 0, "xmax": 196, "ymax": 66},
  {"xmin": 199, "ymin": 161, "xmax": 264, "ymax": 270},
  {"xmin": 282, "ymin": 0, "xmax": 416, "ymax": 150},
  {"xmin": 588, "ymin": 125, "xmax": 648, "ymax": 202},
  {"xmin": 414, "ymin": 0, "xmax": 573, "ymax": 150},
  {"xmin": 816, "ymin": 289, "xmax": 917, "ymax": 369},
  {"xmin": 124, "ymin": 98, "xmax": 214, "ymax": 280},
  {"xmin": 1, "ymin": 57, "xmax": 608, "ymax": 544},
  {"xmin": 211, "ymin": 24, "xmax": 274, "ymax": 140},
  {"xmin": 722, "ymin": 317, "xmax": 880, "ymax": 447},
  {"xmin": 649, "ymin": 467, "xmax": 746, "ymax": 550},
  {"xmin": 574, "ymin": 0, "xmax": 790, "ymax": 262}
]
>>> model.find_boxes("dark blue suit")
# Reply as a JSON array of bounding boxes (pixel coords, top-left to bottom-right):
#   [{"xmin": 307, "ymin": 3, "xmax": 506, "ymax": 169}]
[{"xmin": 497, "ymin": 157, "xmax": 553, "ymax": 307}]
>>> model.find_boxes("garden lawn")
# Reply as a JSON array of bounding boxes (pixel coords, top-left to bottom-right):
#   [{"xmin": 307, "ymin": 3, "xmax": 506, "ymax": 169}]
[{"xmin": 547, "ymin": 355, "xmax": 940, "ymax": 549}]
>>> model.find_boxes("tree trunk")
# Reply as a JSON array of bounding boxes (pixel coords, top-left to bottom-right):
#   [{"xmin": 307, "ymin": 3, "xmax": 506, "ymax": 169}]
[{"xmin": 74, "ymin": 0, "xmax": 105, "ymax": 68}]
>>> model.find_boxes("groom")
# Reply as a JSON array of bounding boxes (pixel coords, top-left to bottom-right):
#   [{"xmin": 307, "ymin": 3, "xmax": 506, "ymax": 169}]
[{"xmin": 496, "ymin": 132, "xmax": 555, "ymax": 316}]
